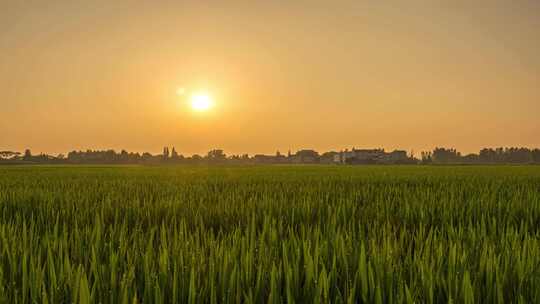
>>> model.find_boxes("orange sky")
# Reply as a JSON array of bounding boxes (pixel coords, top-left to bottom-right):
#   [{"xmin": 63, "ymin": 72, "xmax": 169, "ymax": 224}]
[{"xmin": 1, "ymin": 1, "xmax": 539, "ymax": 156}]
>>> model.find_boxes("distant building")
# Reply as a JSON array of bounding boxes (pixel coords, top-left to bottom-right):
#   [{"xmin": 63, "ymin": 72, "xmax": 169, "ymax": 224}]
[
  {"xmin": 253, "ymin": 153, "xmax": 288, "ymax": 164},
  {"xmin": 384, "ymin": 150, "xmax": 408, "ymax": 163},
  {"xmin": 291, "ymin": 150, "xmax": 319, "ymax": 163},
  {"xmin": 254, "ymin": 154, "xmax": 274, "ymax": 164},
  {"xmin": 337, "ymin": 148, "xmax": 385, "ymax": 164}
]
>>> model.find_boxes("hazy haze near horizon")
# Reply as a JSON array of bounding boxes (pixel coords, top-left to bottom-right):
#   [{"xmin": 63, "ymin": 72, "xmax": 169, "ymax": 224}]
[{"xmin": 1, "ymin": 1, "xmax": 539, "ymax": 156}]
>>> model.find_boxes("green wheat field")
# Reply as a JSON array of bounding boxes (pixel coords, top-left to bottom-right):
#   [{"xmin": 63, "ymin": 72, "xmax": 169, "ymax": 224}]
[{"xmin": 1, "ymin": 165, "xmax": 540, "ymax": 303}]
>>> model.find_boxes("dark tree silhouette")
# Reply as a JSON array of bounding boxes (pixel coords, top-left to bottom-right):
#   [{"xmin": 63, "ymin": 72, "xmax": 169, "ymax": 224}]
[
  {"xmin": 2, "ymin": 146, "xmax": 540, "ymax": 165},
  {"xmin": 0, "ymin": 151, "xmax": 20, "ymax": 159}
]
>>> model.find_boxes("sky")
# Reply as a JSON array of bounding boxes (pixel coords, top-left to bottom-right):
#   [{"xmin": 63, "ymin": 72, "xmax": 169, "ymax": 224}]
[{"xmin": 1, "ymin": 0, "xmax": 539, "ymax": 156}]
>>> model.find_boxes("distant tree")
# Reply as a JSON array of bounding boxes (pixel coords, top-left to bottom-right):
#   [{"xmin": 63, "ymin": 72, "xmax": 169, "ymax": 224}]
[
  {"xmin": 478, "ymin": 147, "xmax": 534, "ymax": 164},
  {"xmin": 163, "ymin": 147, "xmax": 170, "ymax": 160},
  {"xmin": 23, "ymin": 149, "xmax": 32, "ymax": 161},
  {"xmin": 421, "ymin": 151, "xmax": 432, "ymax": 164},
  {"xmin": 432, "ymin": 148, "xmax": 461, "ymax": 163},
  {"xmin": 462, "ymin": 153, "xmax": 480, "ymax": 164},
  {"xmin": 104, "ymin": 150, "xmax": 116, "ymax": 162},
  {"xmin": 505, "ymin": 147, "xmax": 532, "ymax": 163},
  {"xmin": 0, "ymin": 151, "xmax": 20, "ymax": 159},
  {"xmin": 171, "ymin": 147, "xmax": 179, "ymax": 160},
  {"xmin": 67, "ymin": 151, "xmax": 78, "ymax": 162},
  {"xmin": 128, "ymin": 152, "xmax": 141, "ymax": 163},
  {"xmin": 5, "ymin": 146, "xmax": 540, "ymax": 165},
  {"xmin": 192, "ymin": 154, "xmax": 203, "ymax": 162},
  {"xmin": 320, "ymin": 151, "xmax": 338, "ymax": 164},
  {"xmin": 120, "ymin": 150, "xmax": 129, "ymax": 163},
  {"xmin": 533, "ymin": 149, "xmax": 540, "ymax": 163},
  {"xmin": 479, "ymin": 148, "xmax": 496, "ymax": 163},
  {"xmin": 207, "ymin": 149, "xmax": 226, "ymax": 161}
]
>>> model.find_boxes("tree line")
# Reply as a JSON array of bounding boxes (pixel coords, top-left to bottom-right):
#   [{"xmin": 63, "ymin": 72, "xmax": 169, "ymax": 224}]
[
  {"xmin": 1, "ymin": 147, "xmax": 540, "ymax": 165},
  {"xmin": 422, "ymin": 147, "xmax": 540, "ymax": 164}
]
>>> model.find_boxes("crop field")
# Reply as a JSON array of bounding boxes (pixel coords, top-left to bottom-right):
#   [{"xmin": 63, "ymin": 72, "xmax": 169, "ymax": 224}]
[{"xmin": 1, "ymin": 165, "xmax": 540, "ymax": 303}]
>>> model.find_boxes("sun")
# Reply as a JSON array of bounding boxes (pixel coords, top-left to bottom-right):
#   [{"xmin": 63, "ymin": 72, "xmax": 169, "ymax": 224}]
[{"xmin": 190, "ymin": 93, "xmax": 214, "ymax": 112}]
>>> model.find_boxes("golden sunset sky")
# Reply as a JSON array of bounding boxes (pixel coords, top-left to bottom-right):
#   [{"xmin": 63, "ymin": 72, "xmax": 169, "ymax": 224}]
[{"xmin": 1, "ymin": 1, "xmax": 539, "ymax": 156}]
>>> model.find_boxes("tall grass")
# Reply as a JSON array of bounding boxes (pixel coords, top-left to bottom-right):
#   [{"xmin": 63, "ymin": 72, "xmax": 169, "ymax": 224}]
[{"xmin": 0, "ymin": 165, "xmax": 540, "ymax": 303}]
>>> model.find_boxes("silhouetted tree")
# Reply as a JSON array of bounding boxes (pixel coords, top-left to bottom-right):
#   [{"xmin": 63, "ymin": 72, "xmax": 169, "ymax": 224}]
[
  {"xmin": 432, "ymin": 148, "xmax": 461, "ymax": 163},
  {"xmin": 142, "ymin": 152, "xmax": 153, "ymax": 161},
  {"xmin": 207, "ymin": 149, "xmax": 226, "ymax": 161},
  {"xmin": 171, "ymin": 147, "xmax": 179, "ymax": 160},
  {"xmin": 120, "ymin": 150, "xmax": 129, "ymax": 163},
  {"xmin": 533, "ymin": 149, "xmax": 540, "ymax": 163},
  {"xmin": 0, "ymin": 151, "xmax": 20, "ymax": 159},
  {"xmin": 163, "ymin": 147, "xmax": 170, "ymax": 161},
  {"xmin": 462, "ymin": 153, "xmax": 480, "ymax": 164},
  {"xmin": 3, "ymin": 146, "xmax": 540, "ymax": 165},
  {"xmin": 421, "ymin": 151, "xmax": 433, "ymax": 164},
  {"xmin": 192, "ymin": 154, "xmax": 203, "ymax": 162},
  {"xmin": 23, "ymin": 149, "xmax": 32, "ymax": 161}
]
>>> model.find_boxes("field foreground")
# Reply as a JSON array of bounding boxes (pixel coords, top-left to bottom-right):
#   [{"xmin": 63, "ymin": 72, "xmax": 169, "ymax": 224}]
[{"xmin": 1, "ymin": 165, "xmax": 540, "ymax": 303}]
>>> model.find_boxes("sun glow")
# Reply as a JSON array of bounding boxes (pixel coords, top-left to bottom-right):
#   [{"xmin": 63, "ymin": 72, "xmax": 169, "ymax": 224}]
[{"xmin": 190, "ymin": 93, "xmax": 213, "ymax": 112}]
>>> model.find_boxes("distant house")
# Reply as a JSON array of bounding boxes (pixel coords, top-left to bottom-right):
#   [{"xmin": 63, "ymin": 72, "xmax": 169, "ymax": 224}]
[
  {"xmin": 337, "ymin": 148, "xmax": 385, "ymax": 164},
  {"xmin": 253, "ymin": 153, "xmax": 288, "ymax": 164},
  {"xmin": 253, "ymin": 154, "xmax": 276, "ymax": 164},
  {"xmin": 253, "ymin": 154, "xmax": 271, "ymax": 163},
  {"xmin": 291, "ymin": 150, "xmax": 319, "ymax": 163},
  {"xmin": 384, "ymin": 150, "xmax": 408, "ymax": 163}
]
